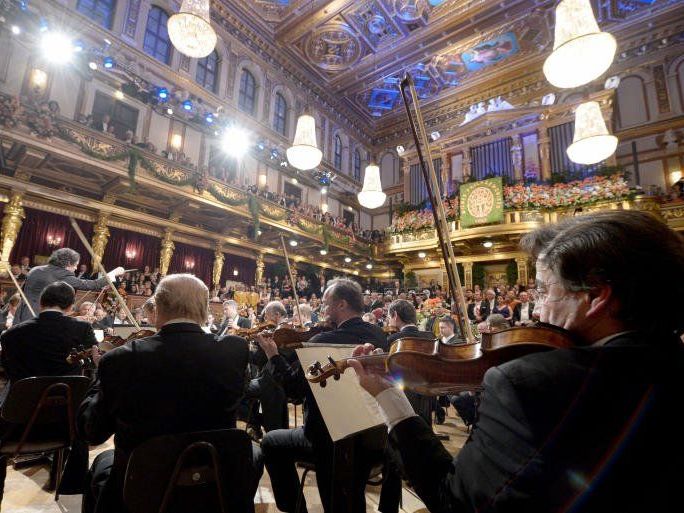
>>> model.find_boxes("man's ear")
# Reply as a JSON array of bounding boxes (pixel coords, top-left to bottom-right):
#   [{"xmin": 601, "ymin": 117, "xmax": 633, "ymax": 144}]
[{"xmin": 585, "ymin": 284, "xmax": 613, "ymax": 319}]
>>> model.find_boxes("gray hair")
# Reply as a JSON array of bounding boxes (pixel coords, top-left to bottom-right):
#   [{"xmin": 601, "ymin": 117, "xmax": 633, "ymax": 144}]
[
  {"xmin": 263, "ymin": 300, "xmax": 287, "ymax": 319},
  {"xmin": 326, "ymin": 278, "xmax": 364, "ymax": 313},
  {"xmin": 297, "ymin": 303, "xmax": 312, "ymax": 323},
  {"xmin": 154, "ymin": 274, "xmax": 208, "ymax": 324},
  {"xmin": 49, "ymin": 248, "xmax": 80, "ymax": 268},
  {"xmin": 486, "ymin": 314, "xmax": 509, "ymax": 331}
]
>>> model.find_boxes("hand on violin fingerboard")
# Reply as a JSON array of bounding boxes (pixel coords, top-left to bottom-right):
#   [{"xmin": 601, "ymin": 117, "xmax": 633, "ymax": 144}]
[{"xmin": 348, "ymin": 344, "xmax": 394, "ymax": 397}]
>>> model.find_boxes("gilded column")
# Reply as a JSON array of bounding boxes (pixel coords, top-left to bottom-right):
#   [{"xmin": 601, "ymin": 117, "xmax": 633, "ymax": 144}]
[
  {"xmin": 212, "ymin": 241, "xmax": 225, "ymax": 292},
  {"xmin": 462, "ymin": 261, "xmax": 473, "ymax": 291},
  {"xmin": 0, "ymin": 192, "xmax": 25, "ymax": 270},
  {"xmin": 511, "ymin": 134, "xmax": 523, "ymax": 181},
  {"xmin": 538, "ymin": 133, "xmax": 551, "ymax": 181},
  {"xmin": 91, "ymin": 213, "xmax": 110, "ymax": 269},
  {"xmin": 255, "ymin": 252, "xmax": 265, "ymax": 286},
  {"xmin": 462, "ymin": 150, "xmax": 472, "ymax": 180},
  {"xmin": 159, "ymin": 228, "xmax": 175, "ymax": 276},
  {"xmin": 515, "ymin": 257, "xmax": 528, "ymax": 287}
]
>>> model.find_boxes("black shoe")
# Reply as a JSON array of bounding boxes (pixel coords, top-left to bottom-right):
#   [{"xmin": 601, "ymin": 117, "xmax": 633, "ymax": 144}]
[{"xmin": 434, "ymin": 407, "xmax": 446, "ymax": 425}]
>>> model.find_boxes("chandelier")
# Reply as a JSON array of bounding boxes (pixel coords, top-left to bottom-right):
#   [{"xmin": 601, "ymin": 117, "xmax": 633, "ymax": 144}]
[
  {"xmin": 167, "ymin": 0, "xmax": 217, "ymax": 59},
  {"xmin": 543, "ymin": 0, "xmax": 616, "ymax": 89},
  {"xmin": 357, "ymin": 162, "xmax": 386, "ymax": 209},
  {"xmin": 567, "ymin": 101, "xmax": 617, "ymax": 165},
  {"xmin": 287, "ymin": 113, "xmax": 322, "ymax": 170}
]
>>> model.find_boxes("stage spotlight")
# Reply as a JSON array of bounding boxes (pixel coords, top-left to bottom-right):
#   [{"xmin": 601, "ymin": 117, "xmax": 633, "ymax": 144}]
[
  {"xmin": 270, "ymin": 149, "xmax": 279, "ymax": 159},
  {"xmin": 182, "ymin": 99, "xmax": 193, "ymax": 111},
  {"xmin": 166, "ymin": 107, "xmax": 174, "ymax": 115},
  {"xmin": 114, "ymin": 90, "xmax": 124, "ymax": 100},
  {"xmin": 103, "ymin": 56, "xmax": 114, "ymax": 69},
  {"xmin": 73, "ymin": 39, "xmax": 84, "ymax": 52},
  {"xmin": 320, "ymin": 249, "xmax": 328, "ymax": 255},
  {"xmin": 88, "ymin": 61, "xmax": 98, "ymax": 70},
  {"xmin": 256, "ymin": 141, "xmax": 265, "ymax": 150},
  {"xmin": 344, "ymin": 257, "xmax": 352, "ymax": 263},
  {"xmin": 321, "ymin": 187, "xmax": 327, "ymax": 195},
  {"xmin": 11, "ymin": 25, "xmax": 21, "ymax": 35},
  {"xmin": 157, "ymin": 88, "xmax": 169, "ymax": 100},
  {"xmin": 41, "ymin": 32, "xmax": 74, "ymax": 64},
  {"xmin": 430, "ymin": 131, "xmax": 441, "ymax": 141},
  {"xmin": 483, "ymin": 241, "xmax": 493, "ymax": 248},
  {"xmin": 39, "ymin": 18, "xmax": 48, "ymax": 32},
  {"xmin": 396, "ymin": 145, "xmax": 405, "ymax": 155},
  {"xmin": 366, "ymin": 263, "xmax": 373, "ymax": 270},
  {"xmin": 290, "ymin": 240, "xmax": 298, "ymax": 247},
  {"xmin": 205, "ymin": 113, "xmax": 214, "ymax": 123},
  {"xmin": 418, "ymin": 252, "xmax": 426, "ymax": 258},
  {"xmin": 221, "ymin": 127, "xmax": 249, "ymax": 158},
  {"xmin": 291, "ymin": 178, "xmax": 298, "ymax": 185}
]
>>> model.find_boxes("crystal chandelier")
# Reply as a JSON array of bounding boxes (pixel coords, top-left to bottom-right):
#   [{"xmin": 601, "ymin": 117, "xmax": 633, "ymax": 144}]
[
  {"xmin": 543, "ymin": 0, "xmax": 616, "ymax": 89},
  {"xmin": 567, "ymin": 101, "xmax": 617, "ymax": 165},
  {"xmin": 357, "ymin": 162, "xmax": 386, "ymax": 209},
  {"xmin": 287, "ymin": 113, "xmax": 322, "ymax": 170},
  {"xmin": 167, "ymin": 0, "xmax": 217, "ymax": 59}
]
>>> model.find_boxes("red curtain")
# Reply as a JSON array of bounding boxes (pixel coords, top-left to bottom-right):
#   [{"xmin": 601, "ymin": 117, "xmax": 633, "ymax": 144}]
[
  {"xmin": 9, "ymin": 208, "xmax": 93, "ymax": 268},
  {"xmin": 102, "ymin": 226, "xmax": 160, "ymax": 273},
  {"xmin": 220, "ymin": 253, "xmax": 256, "ymax": 286},
  {"xmin": 169, "ymin": 241, "xmax": 214, "ymax": 286}
]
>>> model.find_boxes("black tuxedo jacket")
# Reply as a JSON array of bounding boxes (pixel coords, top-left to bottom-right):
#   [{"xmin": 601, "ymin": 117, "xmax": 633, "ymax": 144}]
[
  {"xmin": 512, "ymin": 302, "xmax": 535, "ymax": 323},
  {"xmin": 387, "ymin": 325, "xmax": 435, "ymax": 345},
  {"xmin": 388, "ymin": 332, "xmax": 684, "ymax": 513},
  {"xmin": 77, "ymin": 323, "xmax": 249, "ymax": 511},
  {"xmin": 15, "ymin": 264, "xmax": 108, "ymax": 324},
  {"xmin": 478, "ymin": 299, "xmax": 496, "ymax": 320},
  {"xmin": 217, "ymin": 315, "xmax": 251, "ymax": 335},
  {"xmin": 0, "ymin": 311, "xmax": 92, "ymax": 386},
  {"xmin": 467, "ymin": 302, "xmax": 477, "ymax": 321}
]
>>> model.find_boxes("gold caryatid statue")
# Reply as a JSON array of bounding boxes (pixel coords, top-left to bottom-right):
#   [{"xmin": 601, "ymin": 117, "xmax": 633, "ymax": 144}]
[
  {"xmin": 91, "ymin": 213, "xmax": 110, "ymax": 267},
  {"xmin": 159, "ymin": 228, "xmax": 175, "ymax": 276},
  {"xmin": 255, "ymin": 252, "xmax": 265, "ymax": 286},
  {"xmin": 0, "ymin": 192, "xmax": 25, "ymax": 271},
  {"xmin": 212, "ymin": 242, "xmax": 225, "ymax": 292}
]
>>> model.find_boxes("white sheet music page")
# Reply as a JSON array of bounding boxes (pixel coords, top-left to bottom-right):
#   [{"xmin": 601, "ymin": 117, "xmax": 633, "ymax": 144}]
[{"xmin": 296, "ymin": 345, "xmax": 385, "ymax": 442}]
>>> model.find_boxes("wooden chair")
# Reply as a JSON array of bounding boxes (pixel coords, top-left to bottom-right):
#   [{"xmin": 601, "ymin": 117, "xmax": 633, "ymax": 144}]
[
  {"xmin": 123, "ymin": 429, "xmax": 257, "ymax": 513},
  {"xmin": 0, "ymin": 375, "xmax": 90, "ymax": 504}
]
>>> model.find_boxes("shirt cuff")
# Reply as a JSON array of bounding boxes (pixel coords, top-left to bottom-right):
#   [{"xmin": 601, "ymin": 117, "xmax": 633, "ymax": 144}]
[{"xmin": 375, "ymin": 387, "xmax": 417, "ymax": 431}]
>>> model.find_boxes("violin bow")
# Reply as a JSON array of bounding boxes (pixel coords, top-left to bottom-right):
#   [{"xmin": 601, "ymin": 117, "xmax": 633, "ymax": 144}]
[
  {"xmin": 400, "ymin": 75, "xmax": 475, "ymax": 344},
  {"xmin": 279, "ymin": 234, "xmax": 303, "ymax": 327},
  {"xmin": 1, "ymin": 262, "xmax": 36, "ymax": 317},
  {"xmin": 68, "ymin": 217, "xmax": 140, "ymax": 329}
]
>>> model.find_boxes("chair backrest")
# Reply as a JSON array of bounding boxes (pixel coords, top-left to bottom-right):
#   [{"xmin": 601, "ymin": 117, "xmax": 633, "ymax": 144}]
[
  {"xmin": 124, "ymin": 429, "xmax": 256, "ymax": 513},
  {"xmin": 0, "ymin": 375, "xmax": 90, "ymax": 425}
]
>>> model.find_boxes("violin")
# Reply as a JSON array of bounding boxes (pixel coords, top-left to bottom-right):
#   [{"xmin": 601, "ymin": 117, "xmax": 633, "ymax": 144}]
[
  {"xmin": 305, "ymin": 323, "xmax": 575, "ymax": 395},
  {"xmin": 244, "ymin": 322, "xmax": 334, "ymax": 349},
  {"xmin": 232, "ymin": 322, "xmax": 277, "ymax": 338},
  {"xmin": 102, "ymin": 328, "xmax": 156, "ymax": 348}
]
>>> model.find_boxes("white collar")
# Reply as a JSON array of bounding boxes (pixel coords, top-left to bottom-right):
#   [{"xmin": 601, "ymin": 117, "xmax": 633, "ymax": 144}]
[
  {"xmin": 41, "ymin": 308, "xmax": 64, "ymax": 314},
  {"xmin": 163, "ymin": 318, "xmax": 200, "ymax": 327},
  {"xmin": 400, "ymin": 324, "xmax": 417, "ymax": 331}
]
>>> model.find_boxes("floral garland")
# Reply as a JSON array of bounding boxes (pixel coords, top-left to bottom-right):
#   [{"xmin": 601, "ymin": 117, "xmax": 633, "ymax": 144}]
[
  {"xmin": 208, "ymin": 184, "xmax": 249, "ymax": 206},
  {"xmin": 248, "ymin": 194, "xmax": 260, "ymax": 241},
  {"xmin": 389, "ymin": 174, "xmax": 633, "ymax": 234}
]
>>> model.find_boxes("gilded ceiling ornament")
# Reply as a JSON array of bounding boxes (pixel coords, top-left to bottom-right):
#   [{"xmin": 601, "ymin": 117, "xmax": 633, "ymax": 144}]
[
  {"xmin": 393, "ymin": 0, "xmax": 428, "ymax": 22},
  {"xmin": 305, "ymin": 24, "xmax": 362, "ymax": 72}
]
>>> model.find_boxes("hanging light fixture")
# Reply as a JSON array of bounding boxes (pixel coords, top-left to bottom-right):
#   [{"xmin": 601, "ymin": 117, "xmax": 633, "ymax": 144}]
[
  {"xmin": 567, "ymin": 101, "xmax": 617, "ymax": 165},
  {"xmin": 543, "ymin": 0, "xmax": 616, "ymax": 89},
  {"xmin": 357, "ymin": 160, "xmax": 386, "ymax": 209},
  {"xmin": 167, "ymin": 0, "xmax": 217, "ymax": 58},
  {"xmin": 287, "ymin": 111, "xmax": 322, "ymax": 170}
]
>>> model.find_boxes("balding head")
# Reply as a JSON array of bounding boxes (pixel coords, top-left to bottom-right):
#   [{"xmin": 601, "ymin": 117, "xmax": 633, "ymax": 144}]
[
  {"xmin": 263, "ymin": 301, "xmax": 287, "ymax": 324},
  {"xmin": 154, "ymin": 274, "xmax": 208, "ymax": 327}
]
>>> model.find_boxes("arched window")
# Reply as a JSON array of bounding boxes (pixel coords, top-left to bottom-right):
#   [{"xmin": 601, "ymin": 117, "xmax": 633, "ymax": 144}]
[
  {"xmin": 353, "ymin": 149, "xmax": 361, "ymax": 180},
  {"xmin": 77, "ymin": 0, "xmax": 116, "ymax": 29},
  {"xmin": 273, "ymin": 93, "xmax": 288, "ymax": 136},
  {"xmin": 196, "ymin": 51, "xmax": 219, "ymax": 93},
  {"xmin": 334, "ymin": 135, "xmax": 343, "ymax": 170},
  {"xmin": 143, "ymin": 6, "xmax": 172, "ymax": 64},
  {"xmin": 238, "ymin": 69, "xmax": 257, "ymax": 115}
]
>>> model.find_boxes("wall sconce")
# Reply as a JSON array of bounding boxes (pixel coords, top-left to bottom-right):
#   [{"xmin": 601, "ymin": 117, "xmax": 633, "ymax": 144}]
[
  {"xmin": 185, "ymin": 259, "xmax": 195, "ymax": 270},
  {"xmin": 125, "ymin": 248, "xmax": 137, "ymax": 261},
  {"xmin": 46, "ymin": 234, "xmax": 62, "ymax": 248},
  {"xmin": 671, "ymin": 170, "xmax": 682, "ymax": 185},
  {"xmin": 29, "ymin": 68, "xmax": 48, "ymax": 94},
  {"xmin": 258, "ymin": 174, "xmax": 267, "ymax": 187},
  {"xmin": 170, "ymin": 134, "xmax": 183, "ymax": 150},
  {"xmin": 233, "ymin": 269, "xmax": 239, "ymax": 276}
]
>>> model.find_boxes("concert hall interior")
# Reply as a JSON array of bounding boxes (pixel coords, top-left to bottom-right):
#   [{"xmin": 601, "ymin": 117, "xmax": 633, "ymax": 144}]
[{"xmin": 1, "ymin": 0, "xmax": 683, "ymax": 512}]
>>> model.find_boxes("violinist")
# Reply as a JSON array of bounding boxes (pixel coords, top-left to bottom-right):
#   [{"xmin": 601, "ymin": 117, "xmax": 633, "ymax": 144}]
[
  {"xmin": 14, "ymin": 248, "xmax": 125, "ymax": 324},
  {"xmin": 351, "ymin": 211, "xmax": 684, "ymax": 513},
  {"xmin": 1, "ymin": 281, "xmax": 96, "ymax": 496},
  {"xmin": 217, "ymin": 299, "xmax": 250, "ymax": 336}
]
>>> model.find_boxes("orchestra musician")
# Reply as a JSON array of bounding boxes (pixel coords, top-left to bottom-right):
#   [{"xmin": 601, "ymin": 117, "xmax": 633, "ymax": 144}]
[
  {"xmin": 217, "ymin": 299, "xmax": 250, "ymax": 336},
  {"xmin": 14, "ymin": 248, "xmax": 125, "ymax": 324},
  {"xmin": 78, "ymin": 274, "xmax": 260, "ymax": 513},
  {"xmin": 259, "ymin": 278, "xmax": 387, "ymax": 513},
  {"xmin": 350, "ymin": 211, "xmax": 684, "ymax": 513},
  {"xmin": 0, "ymin": 282, "xmax": 97, "ymax": 498}
]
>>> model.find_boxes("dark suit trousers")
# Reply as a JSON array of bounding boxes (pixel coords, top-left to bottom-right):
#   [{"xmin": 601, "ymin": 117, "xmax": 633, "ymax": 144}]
[{"xmin": 245, "ymin": 371, "xmax": 289, "ymax": 432}]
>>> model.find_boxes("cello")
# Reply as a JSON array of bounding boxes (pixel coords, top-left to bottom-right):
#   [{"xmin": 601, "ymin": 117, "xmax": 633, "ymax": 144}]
[{"xmin": 305, "ymin": 75, "xmax": 574, "ymax": 394}]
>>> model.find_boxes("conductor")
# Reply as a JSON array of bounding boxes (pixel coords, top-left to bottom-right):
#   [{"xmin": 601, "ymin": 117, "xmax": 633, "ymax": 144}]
[{"xmin": 14, "ymin": 248, "xmax": 124, "ymax": 324}]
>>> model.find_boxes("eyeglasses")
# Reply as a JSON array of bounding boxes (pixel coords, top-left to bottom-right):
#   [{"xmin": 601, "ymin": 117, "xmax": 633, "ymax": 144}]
[{"xmin": 535, "ymin": 281, "xmax": 567, "ymax": 304}]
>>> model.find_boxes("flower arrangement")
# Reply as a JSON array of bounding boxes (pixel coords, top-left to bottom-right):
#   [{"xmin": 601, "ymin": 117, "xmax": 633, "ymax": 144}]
[{"xmin": 389, "ymin": 174, "xmax": 632, "ymax": 234}]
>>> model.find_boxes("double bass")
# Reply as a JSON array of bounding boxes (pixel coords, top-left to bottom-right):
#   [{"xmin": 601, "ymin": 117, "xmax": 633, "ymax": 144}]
[{"xmin": 305, "ymin": 76, "xmax": 573, "ymax": 394}]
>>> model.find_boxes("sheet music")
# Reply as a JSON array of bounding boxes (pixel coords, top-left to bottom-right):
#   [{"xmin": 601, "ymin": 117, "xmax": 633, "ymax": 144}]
[{"xmin": 296, "ymin": 345, "xmax": 385, "ymax": 442}]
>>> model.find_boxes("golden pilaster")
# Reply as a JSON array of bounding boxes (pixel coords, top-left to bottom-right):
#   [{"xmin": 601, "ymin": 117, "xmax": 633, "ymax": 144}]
[
  {"xmin": 1, "ymin": 192, "xmax": 25, "ymax": 270},
  {"xmin": 511, "ymin": 135, "xmax": 523, "ymax": 181},
  {"xmin": 212, "ymin": 241, "xmax": 225, "ymax": 291},
  {"xmin": 515, "ymin": 257, "xmax": 528, "ymax": 287},
  {"xmin": 255, "ymin": 252, "xmax": 265, "ymax": 286},
  {"xmin": 462, "ymin": 261, "xmax": 473, "ymax": 291},
  {"xmin": 159, "ymin": 228, "xmax": 175, "ymax": 276},
  {"xmin": 91, "ymin": 213, "xmax": 110, "ymax": 268},
  {"xmin": 538, "ymin": 134, "xmax": 551, "ymax": 181}
]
